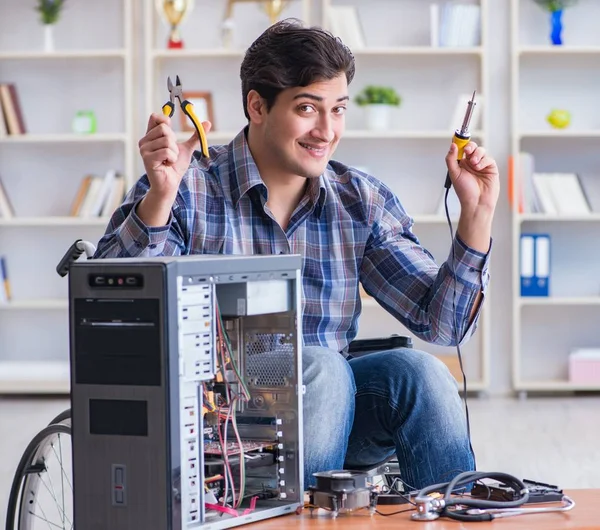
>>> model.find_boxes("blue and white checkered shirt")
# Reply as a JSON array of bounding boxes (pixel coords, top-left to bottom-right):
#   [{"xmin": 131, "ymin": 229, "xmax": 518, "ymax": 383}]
[{"xmin": 94, "ymin": 128, "xmax": 491, "ymax": 352}]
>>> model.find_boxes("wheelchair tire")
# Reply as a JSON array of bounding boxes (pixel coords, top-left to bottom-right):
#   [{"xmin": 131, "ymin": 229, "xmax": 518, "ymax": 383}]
[
  {"xmin": 5, "ymin": 422, "xmax": 72, "ymax": 530},
  {"xmin": 47, "ymin": 408, "xmax": 71, "ymax": 426}
]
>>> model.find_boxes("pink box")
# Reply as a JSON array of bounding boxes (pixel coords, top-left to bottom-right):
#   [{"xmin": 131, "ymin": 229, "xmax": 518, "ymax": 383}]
[{"xmin": 569, "ymin": 349, "xmax": 600, "ymax": 384}]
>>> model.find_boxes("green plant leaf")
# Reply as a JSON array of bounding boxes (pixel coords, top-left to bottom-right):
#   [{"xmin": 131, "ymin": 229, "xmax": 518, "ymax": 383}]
[
  {"xmin": 354, "ymin": 85, "xmax": 401, "ymax": 106},
  {"xmin": 532, "ymin": 0, "xmax": 578, "ymax": 12},
  {"xmin": 36, "ymin": 0, "xmax": 66, "ymax": 25}
]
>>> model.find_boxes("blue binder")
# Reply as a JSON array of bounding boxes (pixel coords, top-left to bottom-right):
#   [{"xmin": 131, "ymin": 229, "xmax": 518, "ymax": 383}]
[{"xmin": 520, "ymin": 233, "xmax": 550, "ymax": 297}]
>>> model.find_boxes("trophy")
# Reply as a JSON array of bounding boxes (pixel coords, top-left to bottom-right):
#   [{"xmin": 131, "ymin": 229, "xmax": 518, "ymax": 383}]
[
  {"xmin": 261, "ymin": 0, "xmax": 289, "ymax": 25},
  {"xmin": 156, "ymin": 0, "xmax": 195, "ymax": 49},
  {"xmin": 221, "ymin": 0, "xmax": 290, "ymax": 48}
]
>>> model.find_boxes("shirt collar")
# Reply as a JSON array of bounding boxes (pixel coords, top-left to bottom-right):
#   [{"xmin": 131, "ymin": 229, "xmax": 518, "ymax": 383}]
[{"xmin": 228, "ymin": 127, "xmax": 328, "ymax": 217}]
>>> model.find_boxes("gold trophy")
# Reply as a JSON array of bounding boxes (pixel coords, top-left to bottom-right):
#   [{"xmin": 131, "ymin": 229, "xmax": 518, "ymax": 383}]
[
  {"xmin": 261, "ymin": 0, "xmax": 289, "ymax": 25},
  {"xmin": 156, "ymin": 0, "xmax": 195, "ymax": 49},
  {"xmin": 224, "ymin": 0, "xmax": 289, "ymax": 29}
]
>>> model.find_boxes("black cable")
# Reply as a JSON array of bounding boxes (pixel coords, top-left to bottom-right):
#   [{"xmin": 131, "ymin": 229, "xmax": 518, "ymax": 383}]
[
  {"xmin": 444, "ymin": 185, "xmax": 476, "ymax": 471},
  {"xmin": 414, "ymin": 470, "xmax": 529, "ymax": 522},
  {"xmin": 383, "ymin": 477, "xmax": 416, "ymax": 505}
]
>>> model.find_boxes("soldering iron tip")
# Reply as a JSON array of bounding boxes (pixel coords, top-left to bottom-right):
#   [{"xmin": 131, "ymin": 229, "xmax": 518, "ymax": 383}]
[{"xmin": 471, "ymin": 90, "xmax": 476, "ymax": 102}]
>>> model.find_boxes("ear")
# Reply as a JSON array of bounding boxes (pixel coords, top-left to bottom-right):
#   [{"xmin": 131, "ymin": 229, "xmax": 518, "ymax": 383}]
[{"xmin": 247, "ymin": 90, "xmax": 267, "ymax": 124}]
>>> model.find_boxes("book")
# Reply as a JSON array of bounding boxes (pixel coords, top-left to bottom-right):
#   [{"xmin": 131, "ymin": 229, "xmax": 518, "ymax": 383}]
[
  {"xmin": 328, "ymin": 6, "xmax": 366, "ymax": 49},
  {"xmin": 520, "ymin": 233, "xmax": 550, "ymax": 297},
  {"xmin": 0, "ymin": 256, "xmax": 11, "ymax": 302},
  {"xmin": 7, "ymin": 84, "xmax": 26, "ymax": 134},
  {"xmin": 100, "ymin": 175, "xmax": 126, "ymax": 218},
  {"xmin": 0, "ymin": 83, "xmax": 25, "ymax": 135},
  {"xmin": 70, "ymin": 175, "xmax": 93, "ymax": 216},
  {"xmin": 531, "ymin": 173, "xmax": 591, "ymax": 215},
  {"xmin": 0, "ymin": 176, "xmax": 14, "ymax": 218},
  {"xmin": 439, "ymin": 4, "xmax": 481, "ymax": 48}
]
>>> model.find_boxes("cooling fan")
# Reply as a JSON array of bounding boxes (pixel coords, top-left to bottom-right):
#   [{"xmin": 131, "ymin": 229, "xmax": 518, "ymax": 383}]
[{"xmin": 308, "ymin": 470, "xmax": 378, "ymax": 517}]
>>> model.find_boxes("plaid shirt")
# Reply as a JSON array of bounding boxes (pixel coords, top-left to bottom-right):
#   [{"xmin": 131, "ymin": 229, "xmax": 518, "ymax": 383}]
[{"xmin": 94, "ymin": 128, "xmax": 491, "ymax": 352}]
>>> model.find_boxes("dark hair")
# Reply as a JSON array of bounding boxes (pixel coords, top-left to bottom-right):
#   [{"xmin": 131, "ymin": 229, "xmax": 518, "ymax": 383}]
[{"xmin": 240, "ymin": 19, "xmax": 355, "ymax": 120}]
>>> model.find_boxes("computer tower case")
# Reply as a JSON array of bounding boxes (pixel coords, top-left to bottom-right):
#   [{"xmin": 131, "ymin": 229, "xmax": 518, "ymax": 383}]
[{"xmin": 68, "ymin": 254, "xmax": 304, "ymax": 529}]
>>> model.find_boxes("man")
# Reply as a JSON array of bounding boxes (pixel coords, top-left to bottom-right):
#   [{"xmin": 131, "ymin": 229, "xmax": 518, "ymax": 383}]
[{"xmin": 94, "ymin": 19, "xmax": 498, "ymax": 490}]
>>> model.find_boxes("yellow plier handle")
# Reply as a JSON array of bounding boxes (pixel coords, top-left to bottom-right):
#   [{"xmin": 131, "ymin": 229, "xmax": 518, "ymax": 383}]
[
  {"xmin": 162, "ymin": 101, "xmax": 175, "ymax": 118},
  {"xmin": 181, "ymin": 100, "xmax": 209, "ymax": 158}
]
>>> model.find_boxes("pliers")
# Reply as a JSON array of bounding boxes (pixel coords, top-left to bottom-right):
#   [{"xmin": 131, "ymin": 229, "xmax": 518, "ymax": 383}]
[{"xmin": 162, "ymin": 75, "xmax": 209, "ymax": 158}]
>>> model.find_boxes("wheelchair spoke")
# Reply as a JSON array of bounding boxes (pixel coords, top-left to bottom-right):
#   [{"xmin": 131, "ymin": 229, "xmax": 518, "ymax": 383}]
[
  {"xmin": 27, "ymin": 500, "xmax": 58, "ymax": 530},
  {"xmin": 26, "ymin": 434, "xmax": 73, "ymax": 530},
  {"xmin": 34, "ymin": 471, "xmax": 72, "ymax": 529},
  {"xmin": 51, "ymin": 437, "xmax": 73, "ymax": 491}
]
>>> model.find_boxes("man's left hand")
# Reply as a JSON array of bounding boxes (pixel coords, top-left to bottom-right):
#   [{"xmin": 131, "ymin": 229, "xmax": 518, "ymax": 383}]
[{"xmin": 445, "ymin": 141, "xmax": 500, "ymax": 215}]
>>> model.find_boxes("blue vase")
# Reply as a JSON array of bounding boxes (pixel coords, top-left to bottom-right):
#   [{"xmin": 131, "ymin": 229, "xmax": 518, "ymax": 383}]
[{"xmin": 550, "ymin": 9, "xmax": 563, "ymax": 46}]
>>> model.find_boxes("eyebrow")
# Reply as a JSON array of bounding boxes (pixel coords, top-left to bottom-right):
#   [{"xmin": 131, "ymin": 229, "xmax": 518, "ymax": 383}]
[{"xmin": 293, "ymin": 93, "xmax": 350, "ymax": 103}]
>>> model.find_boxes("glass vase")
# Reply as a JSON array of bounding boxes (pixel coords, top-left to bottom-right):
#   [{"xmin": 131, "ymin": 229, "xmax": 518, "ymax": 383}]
[{"xmin": 550, "ymin": 9, "xmax": 563, "ymax": 46}]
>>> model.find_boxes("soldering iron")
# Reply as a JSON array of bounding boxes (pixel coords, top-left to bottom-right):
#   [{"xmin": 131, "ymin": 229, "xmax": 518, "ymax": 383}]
[
  {"xmin": 445, "ymin": 91, "xmax": 477, "ymax": 189},
  {"xmin": 442, "ymin": 90, "xmax": 477, "ymax": 471},
  {"xmin": 424, "ymin": 96, "xmax": 575, "ymax": 523}
]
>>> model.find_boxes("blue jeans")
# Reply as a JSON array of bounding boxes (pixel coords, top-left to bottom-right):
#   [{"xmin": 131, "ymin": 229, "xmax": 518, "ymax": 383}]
[{"xmin": 302, "ymin": 346, "xmax": 474, "ymax": 490}]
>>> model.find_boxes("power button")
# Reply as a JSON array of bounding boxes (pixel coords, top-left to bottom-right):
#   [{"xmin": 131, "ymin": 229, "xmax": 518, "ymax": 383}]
[{"xmin": 112, "ymin": 464, "xmax": 127, "ymax": 507}]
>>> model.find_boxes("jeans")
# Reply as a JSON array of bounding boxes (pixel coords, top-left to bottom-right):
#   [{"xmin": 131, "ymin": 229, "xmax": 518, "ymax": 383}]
[{"xmin": 302, "ymin": 346, "xmax": 474, "ymax": 490}]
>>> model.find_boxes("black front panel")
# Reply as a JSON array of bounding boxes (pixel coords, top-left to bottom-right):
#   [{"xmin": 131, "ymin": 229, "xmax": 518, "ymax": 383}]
[
  {"xmin": 74, "ymin": 298, "xmax": 161, "ymax": 386},
  {"xmin": 89, "ymin": 399, "xmax": 148, "ymax": 436}
]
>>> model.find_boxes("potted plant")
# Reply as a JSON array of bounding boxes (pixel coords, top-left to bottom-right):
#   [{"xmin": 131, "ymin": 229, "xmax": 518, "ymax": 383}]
[
  {"xmin": 354, "ymin": 85, "xmax": 401, "ymax": 131},
  {"xmin": 35, "ymin": 0, "xmax": 66, "ymax": 52},
  {"xmin": 532, "ymin": 0, "xmax": 578, "ymax": 45}
]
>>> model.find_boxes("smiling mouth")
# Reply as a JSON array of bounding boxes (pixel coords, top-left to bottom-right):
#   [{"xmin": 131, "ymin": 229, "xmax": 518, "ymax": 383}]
[{"xmin": 299, "ymin": 142, "xmax": 328, "ymax": 154}]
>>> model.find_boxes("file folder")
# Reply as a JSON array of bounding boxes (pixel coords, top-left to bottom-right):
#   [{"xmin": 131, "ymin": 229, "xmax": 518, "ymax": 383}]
[{"xmin": 520, "ymin": 233, "xmax": 550, "ymax": 297}]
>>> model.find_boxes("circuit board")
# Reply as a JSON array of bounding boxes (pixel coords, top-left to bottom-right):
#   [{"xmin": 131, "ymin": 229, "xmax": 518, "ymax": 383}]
[{"xmin": 203, "ymin": 440, "xmax": 274, "ymax": 456}]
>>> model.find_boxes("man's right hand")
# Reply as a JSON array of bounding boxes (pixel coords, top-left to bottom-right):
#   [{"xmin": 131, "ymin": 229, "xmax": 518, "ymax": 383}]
[
  {"xmin": 136, "ymin": 113, "xmax": 211, "ymax": 227},
  {"xmin": 139, "ymin": 112, "xmax": 212, "ymax": 198}
]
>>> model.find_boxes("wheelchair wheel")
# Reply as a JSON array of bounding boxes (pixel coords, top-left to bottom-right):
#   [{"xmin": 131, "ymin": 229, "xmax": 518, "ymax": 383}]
[
  {"xmin": 5, "ymin": 422, "xmax": 72, "ymax": 530},
  {"xmin": 47, "ymin": 409, "xmax": 71, "ymax": 427}
]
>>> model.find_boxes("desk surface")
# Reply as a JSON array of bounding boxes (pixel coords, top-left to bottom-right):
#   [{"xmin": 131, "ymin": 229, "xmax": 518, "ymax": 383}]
[{"xmin": 255, "ymin": 489, "xmax": 597, "ymax": 529}]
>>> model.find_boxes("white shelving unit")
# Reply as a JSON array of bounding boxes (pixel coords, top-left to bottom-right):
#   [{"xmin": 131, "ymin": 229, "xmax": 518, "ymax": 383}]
[
  {"xmin": 0, "ymin": 0, "xmax": 491, "ymax": 394},
  {"xmin": 510, "ymin": 0, "xmax": 600, "ymax": 396},
  {"xmin": 319, "ymin": 0, "xmax": 490, "ymax": 392},
  {"xmin": 0, "ymin": 0, "xmax": 135, "ymax": 393}
]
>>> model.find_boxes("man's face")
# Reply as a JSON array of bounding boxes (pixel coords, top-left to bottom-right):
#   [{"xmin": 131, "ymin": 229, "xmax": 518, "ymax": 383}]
[{"xmin": 259, "ymin": 75, "xmax": 348, "ymax": 179}]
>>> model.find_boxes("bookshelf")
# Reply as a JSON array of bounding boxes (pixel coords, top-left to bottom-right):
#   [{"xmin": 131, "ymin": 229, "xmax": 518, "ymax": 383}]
[
  {"xmin": 0, "ymin": 0, "xmax": 135, "ymax": 393},
  {"xmin": 319, "ymin": 0, "xmax": 490, "ymax": 393},
  {"xmin": 0, "ymin": 0, "xmax": 491, "ymax": 394},
  {"xmin": 510, "ymin": 0, "xmax": 600, "ymax": 396}
]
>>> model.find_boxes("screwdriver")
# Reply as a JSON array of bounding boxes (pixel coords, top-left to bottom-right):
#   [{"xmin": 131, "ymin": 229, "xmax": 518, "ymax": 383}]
[{"xmin": 445, "ymin": 91, "xmax": 477, "ymax": 189}]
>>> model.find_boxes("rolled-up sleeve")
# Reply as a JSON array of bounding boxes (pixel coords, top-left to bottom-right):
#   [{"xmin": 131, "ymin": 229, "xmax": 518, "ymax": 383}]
[{"xmin": 360, "ymin": 185, "xmax": 491, "ymax": 347}]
